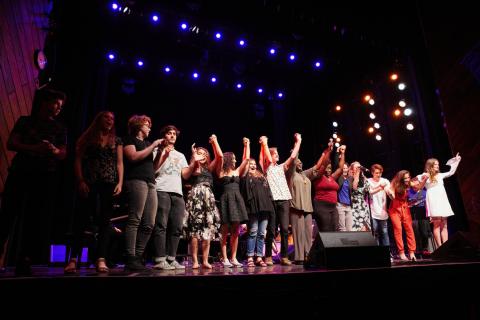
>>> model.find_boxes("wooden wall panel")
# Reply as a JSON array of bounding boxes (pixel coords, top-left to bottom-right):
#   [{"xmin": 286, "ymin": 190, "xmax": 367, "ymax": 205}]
[{"xmin": 0, "ymin": 0, "xmax": 50, "ymax": 193}]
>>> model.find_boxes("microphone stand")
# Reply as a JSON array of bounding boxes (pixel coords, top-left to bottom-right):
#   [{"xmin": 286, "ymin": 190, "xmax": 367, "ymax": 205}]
[{"xmin": 363, "ymin": 171, "xmax": 374, "ymax": 237}]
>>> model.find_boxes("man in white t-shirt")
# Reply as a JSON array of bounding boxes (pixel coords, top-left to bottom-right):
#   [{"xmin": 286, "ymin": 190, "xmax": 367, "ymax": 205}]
[
  {"xmin": 367, "ymin": 164, "xmax": 392, "ymax": 247},
  {"xmin": 152, "ymin": 125, "xmax": 198, "ymax": 270}
]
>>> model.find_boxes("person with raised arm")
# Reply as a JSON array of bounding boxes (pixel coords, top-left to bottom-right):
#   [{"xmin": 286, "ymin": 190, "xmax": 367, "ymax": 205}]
[
  {"xmin": 184, "ymin": 135, "xmax": 222, "ymax": 269},
  {"xmin": 216, "ymin": 137, "xmax": 250, "ymax": 267},
  {"xmin": 258, "ymin": 133, "xmax": 301, "ymax": 266}
]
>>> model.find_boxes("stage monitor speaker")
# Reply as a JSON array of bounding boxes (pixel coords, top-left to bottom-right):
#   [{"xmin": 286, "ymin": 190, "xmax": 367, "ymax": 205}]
[
  {"xmin": 431, "ymin": 231, "xmax": 480, "ymax": 260},
  {"xmin": 305, "ymin": 231, "xmax": 391, "ymax": 269}
]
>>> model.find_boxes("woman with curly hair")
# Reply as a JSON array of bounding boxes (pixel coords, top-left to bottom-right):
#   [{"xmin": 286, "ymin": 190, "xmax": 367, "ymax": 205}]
[{"xmin": 184, "ymin": 135, "xmax": 222, "ymax": 269}]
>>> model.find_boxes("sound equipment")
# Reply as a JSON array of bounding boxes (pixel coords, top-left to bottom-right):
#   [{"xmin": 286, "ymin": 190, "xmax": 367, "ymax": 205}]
[{"xmin": 306, "ymin": 231, "xmax": 391, "ymax": 269}]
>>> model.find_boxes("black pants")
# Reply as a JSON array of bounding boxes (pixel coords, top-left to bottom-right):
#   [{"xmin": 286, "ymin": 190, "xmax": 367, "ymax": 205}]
[
  {"xmin": 69, "ymin": 183, "xmax": 116, "ymax": 260},
  {"xmin": 265, "ymin": 200, "xmax": 289, "ymax": 258},
  {"xmin": 313, "ymin": 200, "xmax": 338, "ymax": 232},
  {"xmin": 0, "ymin": 170, "xmax": 58, "ymax": 264},
  {"xmin": 410, "ymin": 206, "xmax": 431, "ymax": 252}
]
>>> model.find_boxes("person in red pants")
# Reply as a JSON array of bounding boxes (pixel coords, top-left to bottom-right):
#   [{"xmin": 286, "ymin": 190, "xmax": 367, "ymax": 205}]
[{"xmin": 388, "ymin": 170, "xmax": 427, "ymax": 261}]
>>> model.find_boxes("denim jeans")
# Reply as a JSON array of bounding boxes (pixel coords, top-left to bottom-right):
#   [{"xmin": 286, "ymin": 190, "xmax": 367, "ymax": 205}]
[
  {"xmin": 246, "ymin": 213, "xmax": 268, "ymax": 257},
  {"xmin": 152, "ymin": 192, "xmax": 185, "ymax": 258},
  {"xmin": 124, "ymin": 179, "xmax": 157, "ymax": 257},
  {"xmin": 372, "ymin": 218, "xmax": 390, "ymax": 247}
]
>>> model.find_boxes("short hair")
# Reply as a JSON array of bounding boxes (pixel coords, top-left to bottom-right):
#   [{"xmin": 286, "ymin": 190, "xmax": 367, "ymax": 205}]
[
  {"xmin": 371, "ymin": 163, "xmax": 384, "ymax": 173},
  {"xmin": 160, "ymin": 125, "xmax": 180, "ymax": 138},
  {"xmin": 127, "ymin": 115, "xmax": 151, "ymax": 136},
  {"xmin": 32, "ymin": 88, "xmax": 67, "ymax": 116}
]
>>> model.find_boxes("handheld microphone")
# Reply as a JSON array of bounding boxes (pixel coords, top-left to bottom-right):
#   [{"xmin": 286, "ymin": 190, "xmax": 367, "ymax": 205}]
[{"xmin": 359, "ymin": 165, "xmax": 369, "ymax": 172}]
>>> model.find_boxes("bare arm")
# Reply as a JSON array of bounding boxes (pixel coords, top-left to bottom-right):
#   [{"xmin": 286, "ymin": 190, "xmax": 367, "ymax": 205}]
[
  {"xmin": 74, "ymin": 146, "xmax": 89, "ymax": 198},
  {"xmin": 259, "ymin": 136, "xmax": 272, "ymax": 173},
  {"xmin": 114, "ymin": 144, "xmax": 124, "ymax": 196},
  {"xmin": 238, "ymin": 137, "xmax": 250, "ymax": 176},
  {"xmin": 331, "ymin": 145, "xmax": 346, "ymax": 180},
  {"xmin": 208, "ymin": 134, "xmax": 223, "ymax": 173},
  {"xmin": 124, "ymin": 139, "xmax": 162, "ymax": 163},
  {"xmin": 282, "ymin": 133, "xmax": 302, "ymax": 172},
  {"xmin": 182, "ymin": 153, "xmax": 201, "ymax": 180}
]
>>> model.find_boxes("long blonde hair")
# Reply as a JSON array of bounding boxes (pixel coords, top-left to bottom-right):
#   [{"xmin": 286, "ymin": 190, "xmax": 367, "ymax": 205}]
[
  {"xmin": 76, "ymin": 111, "xmax": 116, "ymax": 153},
  {"xmin": 424, "ymin": 158, "xmax": 439, "ymax": 184}
]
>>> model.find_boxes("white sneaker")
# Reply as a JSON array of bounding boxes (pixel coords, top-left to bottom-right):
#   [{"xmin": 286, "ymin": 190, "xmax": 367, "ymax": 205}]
[
  {"xmin": 168, "ymin": 259, "xmax": 186, "ymax": 270},
  {"xmin": 153, "ymin": 260, "xmax": 175, "ymax": 270}
]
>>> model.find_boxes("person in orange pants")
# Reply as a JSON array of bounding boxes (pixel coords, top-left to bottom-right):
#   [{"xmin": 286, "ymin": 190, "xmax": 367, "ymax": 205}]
[{"xmin": 388, "ymin": 170, "xmax": 427, "ymax": 261}]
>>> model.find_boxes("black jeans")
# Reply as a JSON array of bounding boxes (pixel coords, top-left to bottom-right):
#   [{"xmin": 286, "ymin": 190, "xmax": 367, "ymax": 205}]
[
  {"xmin": 265, "ymin": 200, "xmax": 290, "ymax": 258},
  {"xmin": 0, "ymin": 170, "xmax": 58, "ymax": 264},
  {"xmin": 70, "ymin": 183, "xmax": 116, "ymax": 260},
  {"xmin": 313, "ymin": 200, "xmax": 338, "ymax": 232},
  {"xmin": 411, "ymin": 206, "xmax": 431, "ymax": 252},
  {"xmin": 153, "ymin": 192, "xmax": 185, "ymax": 258}
]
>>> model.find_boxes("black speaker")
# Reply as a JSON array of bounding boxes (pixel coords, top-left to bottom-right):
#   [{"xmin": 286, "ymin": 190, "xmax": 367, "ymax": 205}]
[
  {"xmin": 431, "ymin": 231, "xmax": 480, "ymax": 260},
  {"xmin": 305, "ymin": 232, "xmax": 391, "ymax": 269}
]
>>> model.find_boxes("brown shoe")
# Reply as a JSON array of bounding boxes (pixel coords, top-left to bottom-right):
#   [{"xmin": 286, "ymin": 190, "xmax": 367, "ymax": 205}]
[
  {"xmin": 265, "ymin": 257, "xmax": 274, "ymax": 266},
  {"xmin": 280, "ymin": 257, "xmax": 292, "ymax": 266}
]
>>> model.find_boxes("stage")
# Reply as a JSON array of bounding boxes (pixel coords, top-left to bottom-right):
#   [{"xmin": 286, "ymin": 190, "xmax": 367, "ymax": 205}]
[{"xmin": 1, "ymin": 258, "xmax": 479, "ymax": 317}]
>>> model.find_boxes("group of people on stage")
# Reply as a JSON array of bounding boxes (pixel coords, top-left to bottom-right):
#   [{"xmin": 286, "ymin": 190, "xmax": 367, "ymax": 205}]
[{"xmin": 0, "ymin": 88, "xmax": 462, "ymax": 275}]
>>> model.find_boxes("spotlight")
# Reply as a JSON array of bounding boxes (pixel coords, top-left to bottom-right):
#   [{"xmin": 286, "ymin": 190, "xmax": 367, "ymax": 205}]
[
  {"xmin": 151, "ymin": 14, "xmax": 159, "ymax": 23},
  {"xmin": 369, "ymin": 112, "xmax": 376, "ymax": 120},
  {"xmin": 335, "ymin": 105, "xmax": 342, "ymax": 111},
  {"xmin": 364, "ymin": 94, "xmax": 371, "ymax": 102},
  {"xmin": 192, "ymin": 72, "xmax": 199, "ymax": 79},
  {"xmin": 164, "ymin": 66, "xmax": 171, "ymax": 73},
  {"xmin": 394, "ymin": 109, "xmax": 401, "ymax": 117},
  {"xmin": 136, "ymin": 60, "xmax": 144, "ymax": 67},
  {"xmin": 399, "ymin": 100, "xmax": 406, "ymax": 107},
  {"xmin": 180, "ymin": 22, "xmax": 188, "ymax": 30},
  {"xmin": 398, "ymin": 83, "xmax": 406, "ymax": 90},
  {"xmin": 406, "ymin": 123, "xmax": 414, "ymax": 130},
  {"xmin": 239, "ymin": 40, "xmax": 246, "ymax": 47},
  {"xmin": 269, "ymin": 48, "xmax": 276, "ymax": 55},
  {"xmin": 368, "ymin": 99, "xmax": 375, "ymax": 105},
  {"xmin": 257, "ymin": 88, "xmax": 263, "ymax": 94},
  {"xmin": 335, "ymin": 142, "xmax": 340, "ymax": 148},
  {"xmin": 332, "ymin": 121, "xmax": 338, "ymax": 127},
  {"xmin": 390, "ymin": 73, "xmax": 398, "ymax": 81},
  {"xmin": 368, "ymin": 127, "xmax": 374, "ymax": 133},
  {"xmin": 111, "ymin": 3, "xmax": 118, "ymax": 10},
  {"xmin": 404, "ymin": 108, "xmax": 412, "ymax": 116},
  {"xmin": 314, "ymin": 61, "xmax": 322, "ymax": 69},
  {"xmin": 215, "ymin": 32, "xmax": 222, "ymax": 40},
  {"xmin": 107, "ymin": 53, "xmax": 115, "ymax": 61},
  {"xmin": 374, "ymin": 122, "xmax": 380, "ymax": 129},
  {"xmin": 332, "ymin": 133, "xmax": 338, "ymax": 139},
  {"xmin": 375, "ymin": 134, "xmax": 382, "ymax": 141},
  {"xmin": 336, "ymin": 137, "xmax": 341, "ymax": 142},
  {"xmin": 236, "ymin": 83, "xmax": 243, "ymax": 89},
  {"xmin": 289, "ymin": 54, "xmax": 296, "ymax": 61},
  {"xmin": 277, "ymin": 92, "xmax": 284, "ymax": 98},
  {"xmin": 210, "ymin": 76, "xmax": 217, "ymax": 83}
]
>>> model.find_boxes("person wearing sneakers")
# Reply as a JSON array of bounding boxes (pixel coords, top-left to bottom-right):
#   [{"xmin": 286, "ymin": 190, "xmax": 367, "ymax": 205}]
[
  {"xmin": 152, "ymin": 125, "xmax": 198, "ymax": 270},
  {"xmin": 123, "ymin": 115, "xmax": 164, "ymax": 271},
  {"xmin": 259, "ymin": 133, "xmax": 302, "ymax": 266},
  {"xmin": 367, "ymin": 164, "xmax": 393, "ymax": 249}
]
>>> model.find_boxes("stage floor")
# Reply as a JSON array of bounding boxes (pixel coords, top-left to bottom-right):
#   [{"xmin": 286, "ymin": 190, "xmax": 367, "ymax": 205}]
[{"xmin": 1, "ymin": 258, "xmax": 479, "ymax": 317}]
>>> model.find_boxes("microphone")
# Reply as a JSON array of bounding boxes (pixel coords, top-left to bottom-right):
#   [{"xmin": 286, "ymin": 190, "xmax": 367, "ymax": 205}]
[{"xmin": 359, "ymin": 165, "xmax": 369, "ymax": 172}]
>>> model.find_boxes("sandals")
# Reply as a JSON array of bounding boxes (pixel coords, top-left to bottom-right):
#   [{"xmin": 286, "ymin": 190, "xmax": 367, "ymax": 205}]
[
  {"xmin": 96, "ymin": 258, "xmax": 110, "ymax": 273},
  {"xmin": 64, "ymin": 258, "xmax": 77, "ymax": 274},
  {"xmin": 247, "ymin": 257, "xmax": 255, "ymax": 267},
  {"xmin": 255, "ymin": 258, "xmax": 267, "ymax": 267}
]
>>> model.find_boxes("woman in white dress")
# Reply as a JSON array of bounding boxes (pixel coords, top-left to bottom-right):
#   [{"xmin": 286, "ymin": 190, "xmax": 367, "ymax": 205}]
[{"xmin": 417, "ymin": 153, "xmax": 461, "ymax": 248}]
